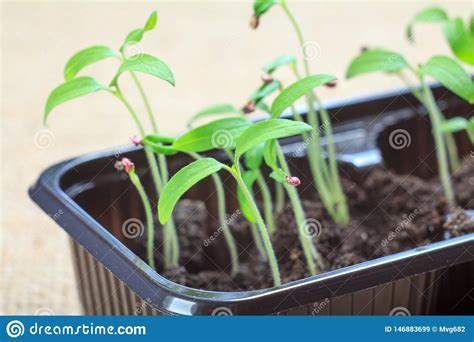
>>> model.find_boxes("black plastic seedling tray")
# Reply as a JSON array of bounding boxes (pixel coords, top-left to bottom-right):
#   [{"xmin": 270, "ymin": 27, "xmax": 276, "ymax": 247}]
[{"xmin": 29, "ymin": 85, "xmax": 474, "ymax": 315}]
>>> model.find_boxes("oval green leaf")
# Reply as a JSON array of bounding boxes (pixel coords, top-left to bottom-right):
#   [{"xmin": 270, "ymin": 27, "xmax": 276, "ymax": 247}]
[
  {"xmin": 253, "ymin": 0, "xmax": 277, "ymax": 17},
  {"xmin": 120, "ymin": 11, "xmax": 157, "ymax": 51},
  {"xmin": 158, "ymin": 158, "xmax": 224, "ymax": 224},
  {"xmin": 421, "ymin": 55, "xmax": 474, "ymax": 104},
  {"xmin": 441, "ymin": 117, "xmax": 467, "ymax": 133},
  {"xmin": 270, "ymin": 74, "xmax": 336, "ymax": 118},
  {"xmin": 44, "ymin": 76, "xmax": 105, "ymax": 125},
  {"xmin": 263, "ymin": 139, "xmax": 277, "ymax": 170},
  {"xmin": 187, "ymin": 104, "xmax": 241, "ymax": 127},
  {"xmin": 443, "ymin": 17, "xmax": 474, "ymax": 65},
  {"xmin": 173, "ymin": 117, "xmax": 251, "ymax": 152},
  {"xmin": 250, "ymin": 80, "xmax": 281, "ymax": 104},
  {"xmin": 110, "ymin": 54, "xmax": 175, "ymax": 86},
  {"xmin": 263, "ymin": 54, "xmax": 296, "ymax": 74},
  {"xmin": 346, "ymin": 49, "xmax": 408, "ymax": 79},
  {"xmin": 406, "ymin": 7, "xmax": 448, "ymax": 42},
  {"xmin": 235, "ymin": 119, "xmax": 312, "ymax": 159},
  {"xmin": 143, "ymin": 134, "xmax": 176, "ymax": 144},
  {"xmin": 64, "ymin": 46, "xmax": 118, "ymax": 81}
]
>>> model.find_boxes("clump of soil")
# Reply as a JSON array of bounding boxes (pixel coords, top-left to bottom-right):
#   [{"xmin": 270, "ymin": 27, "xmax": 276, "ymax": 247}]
[{"xmin": 133, "ymin": 158, "xmax": 474, "ymax": 291}]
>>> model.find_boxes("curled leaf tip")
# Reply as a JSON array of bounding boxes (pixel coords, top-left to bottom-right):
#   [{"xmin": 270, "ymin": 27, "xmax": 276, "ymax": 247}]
[
  {"xmin": 130, "ymin": 135, "xmax": 142, "ymax": 146},
  {"xmin": 285, "ymin": 175, "xmax": 301, "ymax": 187},
  {"xmin": 115, "ymin": 158, "xmax": 135, "ymax": 173},
  {"xmin": 250, "ymin": 14, "xmax": 260, "ymax": 29},
  {"xmin": 324, "ymin": 80, "xmax": 337, "ymax": 88},
  {"xmin": 261, "ymin": 73, "xmax": 274, "ymax": 84},
  {"xmin": 242, "ymin": 101, "xmax": 256, "ymax": 114}
]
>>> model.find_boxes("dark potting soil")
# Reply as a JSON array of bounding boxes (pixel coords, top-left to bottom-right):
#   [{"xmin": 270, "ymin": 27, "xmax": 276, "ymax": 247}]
[{"xmin": 133, "ymin": 158, "xmax": 474, "ymax": 291}]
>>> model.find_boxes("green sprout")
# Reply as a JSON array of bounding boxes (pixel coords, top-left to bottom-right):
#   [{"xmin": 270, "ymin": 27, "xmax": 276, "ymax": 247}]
[
  {"xmin": 250, "ymin": 0, "xmax": 349, "ymax": 225},
  {"xmin": 43, "ymin": 11, "xmax": 180, "ymax": 269},
  {"xmin": 114, "ymin": 158, "xmax": 155, "ymax": 269},
  {"xmin": 346, "ymin": 50, "xmax": 474, "ymax": 204},
  {"xmin": 406, "ymin": 6, "xmax": 474, "ymax": 66},
  {"xmin": 442, "ymin": 117, "xmax": 474, "ymax": 144},
  {"xmin": 158, "ymin": 118, "xmax": 314, "ymax": 287}
]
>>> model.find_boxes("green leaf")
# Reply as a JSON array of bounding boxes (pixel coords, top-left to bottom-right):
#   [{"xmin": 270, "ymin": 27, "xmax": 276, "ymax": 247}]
[
  {"xmin": 421, "ymin": 55, "xmax": 474, "ymax": 104},
  {"xmin": 346, "ymin": 49, "xmax": 408, "ymax": 79},
  {"xmin": 249, "ymin": 80, "xmax": 281, "ymax": 104},
  {"xmin": 256, "ymin": 102, "xmax": 270, "ymax": 112},
  {"xmin": 244, "ymin": 143, "xmax": 264, "ymax": 170},
  {"xmin": 173, "ymin": 117, "xmax": 251, "ymax": 152},
  {"xmin": 120, "ymin": 11, "xmax": 157, "ymax": 51},
  {"xmin": 270, "ymin": 74, "xmax": 336, "ymax": 118},
  {"xmin": 144, "ymin": 134, "xmax": 176, "ymax": 144},
  {"xmin": 237, "ymin": 170, "xmax": 258, "ymax": 223},
  {"xmin": 142, "ymin": 135, "xmax": 177, "ymax": 155},
  {"xmin": 110, "ymin": 54, "xmax": 175, "ymax": 86},
  {"xmin": 263, "ymin": 54, "xmax": 296, "ymax": 74},
  {"xmin": 158, "ymin": 158, "xmax": 224, "ymax": 224},
  {"xmin": 235, "ymin": 119, "xmax": 312, "ymax": 159},
  {"xmin": 253, "ymin": 0, "xmax": 277, "ymax": 17},
  {"xmin": 144, "ymin": 10, "xmax": 158, "ymax": 31},
  {"xmin": 44, "ymin": 76, "xmax": 105, "ymax": 125},
  {"xmin": 269, "ymin": 168, "xmax": 288, "ymax": 184},
  {"xmin": 441, "ymin": 117, "xmax": 467, "ymax": 133},
  {"xmin": 443, "ymin": 17, "xmax": 474, "ymax": 65},
  {"xmin": 187, "ymin": 104, "xmax": 241, "ymax": 127},
  {"xmin": 64, "ymin": 46, "xmax": 118, "ymax": 81},
  {"xmin": 263, "ymin": 139, "xmax": 277, "ymax": 170},
  {"xmin": 406, "ymin": 7, "xmax": 449, "ymax": 42}
]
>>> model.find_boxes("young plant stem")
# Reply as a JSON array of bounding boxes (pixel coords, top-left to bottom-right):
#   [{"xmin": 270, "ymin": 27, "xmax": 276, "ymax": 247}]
[
  {"xmin": 226, "ymin": 149, "xmax": 276, "ymax": 236},
  {"xmin": 420, "ymin": 80, "xmax": 455, "ymax": 204},
  {"xmin": 187, "ymin": 152, "xmax": 239, "ymax": 276},
  {"xmin": 113, "ymin": 87, "xmax": 178, "ymax": 267},
  {"xmin": 127, "ymin": 71, "xmax": 180, "ymax": 266},
  {"xmin": 275, "ymin": 144, "xmax": 320, "ymax": 275},
  {"xmin": 128, "ymin": 169, "xmax": 156, "ymax": 270},
  {"xmin": 229, "ymin": 163, "xmax": 281, "ymax": 286},
  {"xmin": 275, "ymin": 181, "xmax": 285, "ymax": 214},
  {"xmin": 250, "ymin": 221, "xmax": 267, "ymax": 260},
  {"xmin": 256, "ymin": 170, "xmax": 276, "ymax": 235},
  {"xmin": 280, "ymin": 1, "xmax": 349, "ymax": 224},
  {"xmin": 282, "ymin": 76, "xmax": 338, "ymax": 221},
  {"xmin": 398, "ymin": 71, "xmax": 459, "ymax": 172}
]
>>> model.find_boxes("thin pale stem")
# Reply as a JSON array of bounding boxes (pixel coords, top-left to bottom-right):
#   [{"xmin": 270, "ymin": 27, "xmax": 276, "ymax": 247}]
[
  {"xmin": 250, "ymin": 222, "xmax": 267, "ymax": 260},
  {"xmin": 275, "ymin": 144, "xmax": 319, "ymax": 275},
  {"xmin": 399, "ymin": 71, "xmax": 459, "ymax": 172},
  {"xmin": 188, "ymin": 152, "xmax": 239, "ymax": 276},
  {"xmin": 129, "ymin": 170, "xmax": 155, "ymax": 270},
  {"xmin": 421, "ymin": 81, "xmax": 455, "ymax": 203},
  {"xmin": 232, "ymin": 163, "xmax": 281, "ymax": 286},
  {"xmin": 281, "ymin": 1, "xmax": 349, "ymax": 224},
  {"xmin": 281, "ymin": 77, "xmax": 336, "ymax": 218},
  {"xmin": 275, "ymin": 181, "xmax": 285, "ymax": 214},
  {"xmin": 226, "ymin": 149, "xmax": 277, "ymax": 235},
  {"xmin": 256, "ymin": 170, "xmax": 276, "ymax": 236},
  {"xmin": 113, "ymin": 88, "xmax": 180, "ymax": 267},
  {"xmin": 128, "ymin": 72, "xmax": 180, "ymax": 265}
]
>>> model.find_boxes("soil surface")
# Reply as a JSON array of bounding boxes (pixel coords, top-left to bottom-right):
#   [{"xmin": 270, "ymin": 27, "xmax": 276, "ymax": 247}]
[{"xmin": 134, "ymin": 158, "xmax": 474, "ymax": 291}]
